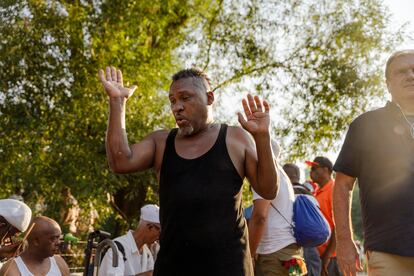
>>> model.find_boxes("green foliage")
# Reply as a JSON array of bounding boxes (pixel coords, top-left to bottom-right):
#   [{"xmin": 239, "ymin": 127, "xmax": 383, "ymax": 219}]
[
  {"xmin": 0, "ymin": 0, "xmax": 404, "ymax": 243},
  {"xmin": 183, "ymin": 0, "xmax": 403, "ymax": 159},
  {"xmin": 0, "ymin": 0, "xmax": 213, "ymax": 234}
]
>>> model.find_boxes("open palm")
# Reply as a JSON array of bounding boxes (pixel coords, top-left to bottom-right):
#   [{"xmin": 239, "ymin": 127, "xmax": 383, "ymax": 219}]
[
  {"xmin": 98, "ymin": 66, "xmax": 137, "ymax": 98},
  {"xmin": 238, "ymin": 94, "xmax": 270, "ymax": 135}
]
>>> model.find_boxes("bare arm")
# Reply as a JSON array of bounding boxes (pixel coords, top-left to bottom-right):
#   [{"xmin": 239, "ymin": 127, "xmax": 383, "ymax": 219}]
[
  {"xmin": 248, "ymin": 199, "xmax": 270, "ymax": 258},
  {"xmin": 99, "ymin": 67, "xmax": 159, "ymax": 174},
  {"xmin": 252, "ymin": 134, "xmax": 278, "ymax": 200},
  {"xmin": 333, "ymin": 172, "xmax": 362, "ymax": 275},
  {"xmin": 321, "ymin": 229, "xmax": 336, "ymax": 275},
  {"xmin": 238, "ymin": 94, "xmax": 278, "ymax": 199}
]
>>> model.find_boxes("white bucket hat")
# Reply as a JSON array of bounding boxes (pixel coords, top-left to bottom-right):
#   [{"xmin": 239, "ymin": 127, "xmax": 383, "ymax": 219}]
[
  {"xmin": 140, "ymin": 204, "xmax": 160, "ymax": 224},
  {"xmin": 0, "ymin": 199, "xmax": 32, "ymax": 232}
]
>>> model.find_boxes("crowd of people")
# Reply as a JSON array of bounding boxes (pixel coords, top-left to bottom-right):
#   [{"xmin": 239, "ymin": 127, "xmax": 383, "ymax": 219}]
[{"xmin": 0, "ymin": 49, "xmax": 413, "ymax": 276}]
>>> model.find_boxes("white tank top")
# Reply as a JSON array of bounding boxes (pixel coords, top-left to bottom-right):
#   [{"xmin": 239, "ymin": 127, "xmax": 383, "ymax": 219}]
[{"xmin": 14, "ymin": 256, "xmax": 62, "ymax": 276}]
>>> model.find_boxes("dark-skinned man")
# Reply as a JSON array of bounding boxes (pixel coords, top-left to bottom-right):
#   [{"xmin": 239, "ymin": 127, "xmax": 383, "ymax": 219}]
[
  {"xmin": 98, "ymin": 67, "xmax": 278, "ymax": 276},
  {"xmin": 307, "ymin": 157, "xmax": 341, "ymax": 276},
  {"xmin": 334, "ymin": 50, "xmax": 414, "ymax": 275},
  {"xmin": 0, "ymin": 199, "xmax": 32, "ymax": 265},
  {"xmin": 0, "ymin": 216, "xmax": 70, "ymax": 276}
]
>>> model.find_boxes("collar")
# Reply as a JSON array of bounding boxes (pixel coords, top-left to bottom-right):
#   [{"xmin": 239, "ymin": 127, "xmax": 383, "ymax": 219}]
[
  {"xmin": 385, "ymin": 101, "xmax": 413, "ymax": 118},
  {"xmin": 126, "ymin": 230, "xmax": 139, "ymax": 254},
  {"xmin": 316, "ymin": 179, "xmax": 334, "ymax": 194}
]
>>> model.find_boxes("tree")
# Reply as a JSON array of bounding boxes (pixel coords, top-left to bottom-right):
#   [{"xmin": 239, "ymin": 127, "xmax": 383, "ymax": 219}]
[
  {"xmin": 0, "ymin": 0, "xmax": 215, "ymax": 232},
  {"xmin": 0, "ymin": 0, "xmax": 404, "ymax": 234},
  {"xmin": 182, "ymin": 0, "xmax": 403, "ymax": 160}
]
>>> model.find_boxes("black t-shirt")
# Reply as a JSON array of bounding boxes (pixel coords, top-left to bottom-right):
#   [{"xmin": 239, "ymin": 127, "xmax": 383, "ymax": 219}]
[{"xmin": 334, "ymin": 102, "xmax": 414, "ymax": 256}]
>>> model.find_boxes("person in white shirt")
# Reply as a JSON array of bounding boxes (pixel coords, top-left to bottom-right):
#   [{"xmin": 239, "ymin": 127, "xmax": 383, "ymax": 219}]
[
  {"xmin": 98, "ymin": 204, "xmax": 160, "ymax": 276},
  {"xmin": 248, "ymin": 141, "xmax": 306, "ymax": 275},
  {"xmin": 0, "ymin": 216, "xmax": 70, "ymax": 276},
  {"xmin": 0, "ymin": 199, "xmax": 32, "ymax": 266},
  {"xmin": 283, "ymin": 163, "xmax": 321, "ymax": 276}
]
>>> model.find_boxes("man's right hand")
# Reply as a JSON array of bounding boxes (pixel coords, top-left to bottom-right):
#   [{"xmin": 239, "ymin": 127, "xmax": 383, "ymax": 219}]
[
  {"xmin": 336, "ymin": 239, "xmax": 363, "ymax": 276},
  {"xmin": 98, "ymin": 66, "xmax": 137, "ymax": 99}
]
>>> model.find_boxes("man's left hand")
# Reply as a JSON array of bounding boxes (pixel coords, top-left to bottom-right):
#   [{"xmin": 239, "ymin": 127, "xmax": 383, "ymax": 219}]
[{"xmin": 237, "ymin": 94, "xmax": 270, "ymax": 136}]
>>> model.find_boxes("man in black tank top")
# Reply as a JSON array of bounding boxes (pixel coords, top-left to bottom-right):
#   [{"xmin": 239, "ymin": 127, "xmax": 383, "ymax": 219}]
[{"xmin": 99, "ymin": 66, "xmax": 279, "ymax": 275}]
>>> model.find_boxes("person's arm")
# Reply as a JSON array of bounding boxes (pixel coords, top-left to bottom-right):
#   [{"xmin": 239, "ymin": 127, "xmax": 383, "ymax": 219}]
[
  {"xmin": 248, "ymin": 198, "xmax": 270, "ymax": 260},
  {"xmin": 54, "ymin": 255, "xmax": 70, "ymax": 276},
  {"xmin": 333, "ymin": 172, "xmax": 362, "ymax": 276},
  {"xmin": 321, "ymin": 229, "xmax": 336, "ymax": 275},
  {"xmin": 238, "ymin": 94, "xmax": 278, "ymax": 200},
  {"xmin": 99, "ymin": 67, "xmax": 159, "ymax": 174}
]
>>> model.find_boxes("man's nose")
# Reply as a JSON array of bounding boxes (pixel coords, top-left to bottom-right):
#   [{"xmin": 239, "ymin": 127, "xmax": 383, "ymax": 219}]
[{"xmin": 172, "ymin": 101, "xmax": 184, "ymax": 112}]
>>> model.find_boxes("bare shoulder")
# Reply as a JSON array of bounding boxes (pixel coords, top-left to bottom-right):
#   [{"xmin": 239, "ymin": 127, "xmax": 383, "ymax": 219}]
[
  {"xmin": 149, "ymin": 129, "xmax": 170, "ymax": 158},
  {"xmin": 227, "ymin": 125, "xmax": 254, "ymax": 145},
  {"xmin": 0, "ymin": 259, "xmax": 19, "ymax": 276},
  {"xmin": 54, "ymin": 255, "xmax": 70, "ymax": 276},
  {"xmin": 148, "ymin": 129, "xmax": 170, "ymax": 143},
  {"xmin": 149, "ymin": 129, "xmax": 171, "ymax": 175}
]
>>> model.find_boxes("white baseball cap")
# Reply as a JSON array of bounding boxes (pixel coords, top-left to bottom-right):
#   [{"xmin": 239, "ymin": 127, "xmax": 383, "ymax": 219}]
[
  {"xmin": 0, "ymin": 199, "xmax": 32, "ymax": 232},
  {"xmin": 140, "ymin": 204, "xmax": 160, "ymax": 224}
]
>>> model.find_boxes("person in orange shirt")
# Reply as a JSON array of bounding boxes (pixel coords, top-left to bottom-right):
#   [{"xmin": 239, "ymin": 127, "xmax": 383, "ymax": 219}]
[{"xmin": 307, "ymin": 157, "xmax": 341, "ymax": 276}]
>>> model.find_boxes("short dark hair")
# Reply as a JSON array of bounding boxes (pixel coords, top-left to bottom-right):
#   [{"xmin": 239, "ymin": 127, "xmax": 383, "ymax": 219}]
[
  {"xmin": 172, "ymin": 68, "xmax": 212, "ymax": 93},
  {"xmin": 313, "ymin": 156, "xmax": 333, "ymax": 173},
  {"xmin": 283, "ymin": 163, "xmax": 300, "ymax": 183},
  {"xmin": 385, "ymin": 50, "xmax": 414, "ymax": 80}
]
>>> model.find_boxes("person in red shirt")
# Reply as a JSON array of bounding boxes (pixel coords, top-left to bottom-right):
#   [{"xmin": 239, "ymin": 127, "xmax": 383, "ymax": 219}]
[{"xmin": 307, "ymin": 157, "xmax": 341, "ymax": 276}]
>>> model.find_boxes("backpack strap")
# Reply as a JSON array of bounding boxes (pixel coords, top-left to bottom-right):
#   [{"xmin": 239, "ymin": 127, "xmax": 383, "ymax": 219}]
[
  {"xmin": 100, "ymin": 240, "xmax": 127, "ymax": 263},
  {"xmin": 269, "ymin": 202, "xmax": 295, "ymax": 229},
  {"xmin": 114, "ymin": 241, "xmax": 127, "ymax": 262}
]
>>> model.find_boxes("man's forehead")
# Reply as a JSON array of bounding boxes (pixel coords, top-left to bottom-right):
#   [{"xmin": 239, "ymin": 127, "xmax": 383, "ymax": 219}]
[
  {"xmin": 388, "ymin": 52, "xmax": 414, "ymax": 71},
  {"xmin": 169, "ymin": 77, "xmax": 208, "ymax": 93}
]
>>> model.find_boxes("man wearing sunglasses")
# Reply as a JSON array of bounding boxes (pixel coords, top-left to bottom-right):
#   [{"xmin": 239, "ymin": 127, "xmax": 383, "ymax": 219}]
[
  {"xmin": 0, "ymin": 199, "xmax": 32, "ymax": 264},
  {"xmin": 99, "ymin": 204, "xmax": 160, "ymax": 276}
]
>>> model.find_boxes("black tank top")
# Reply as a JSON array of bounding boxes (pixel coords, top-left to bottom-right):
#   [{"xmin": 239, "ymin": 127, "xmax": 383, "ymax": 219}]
[{"xmin": 154, "ymin": 124, "xmax": 253, "ymax": 276}]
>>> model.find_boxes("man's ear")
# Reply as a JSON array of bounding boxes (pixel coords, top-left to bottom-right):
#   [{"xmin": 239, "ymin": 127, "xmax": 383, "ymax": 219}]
[
  {"xmin": 32, "ymin": 237, "xmax": 41, "ymax": 246},
  {"xmin": 207, "ymin": 91, "xmax": 214, "ymax": 105}
]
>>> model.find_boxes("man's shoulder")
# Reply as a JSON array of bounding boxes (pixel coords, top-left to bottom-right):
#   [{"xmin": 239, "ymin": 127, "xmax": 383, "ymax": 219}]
[
  {"xmin": 113, "ymin": 232, "xmax": 130, "ymax": 246},
  {"xmin": 54, "ymin": 255, "xmax": 70, "ymax": 275},
  {"xmin": 351, "ymin": 104, "xmax": 391, "ymax": 126},
  {"xmin": 149, "ymin": 129, "xmax": 170, "ymax": 141},
  {"xmin": 226, "ymin": 125, "xmax": 252, "ymax": 143}
]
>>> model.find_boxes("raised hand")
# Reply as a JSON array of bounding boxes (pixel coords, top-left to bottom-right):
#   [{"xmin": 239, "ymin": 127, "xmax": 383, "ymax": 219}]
[
  {"xmin": 237, "ymin": 94, "xmax": 270, "ymax": 136},
  {"xmin": 98, "ymin": 66, "xmax": 137, "ymax": 99}
]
